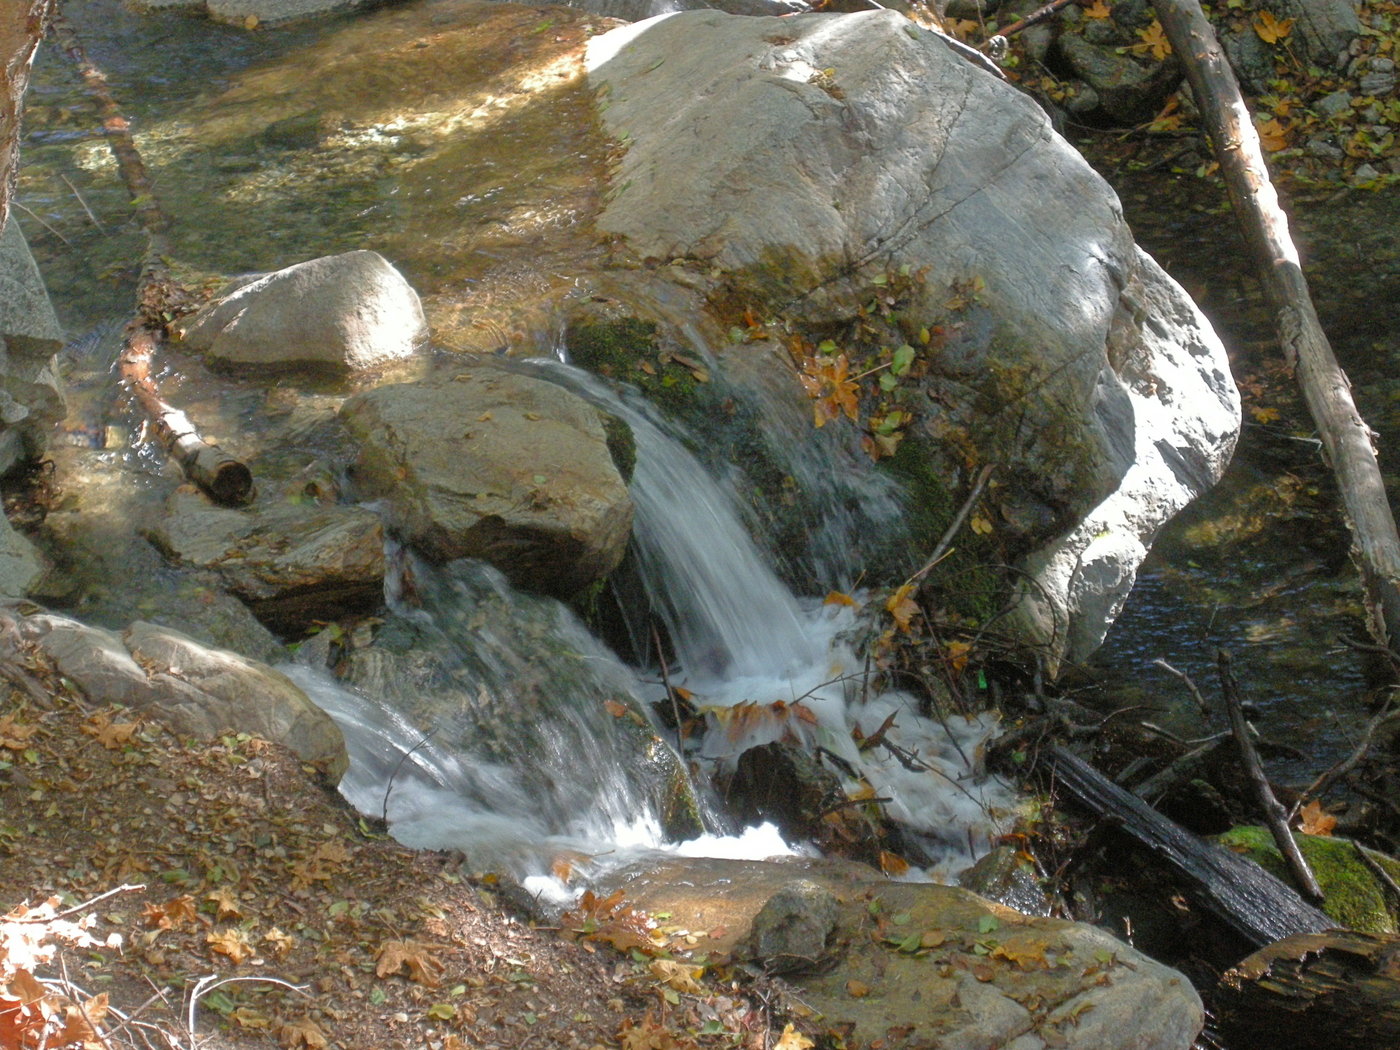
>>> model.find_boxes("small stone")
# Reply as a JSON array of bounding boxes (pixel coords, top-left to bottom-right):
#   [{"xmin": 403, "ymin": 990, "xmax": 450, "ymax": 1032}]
[
  {"xmin": 1359, "ymin": 70, "xmax": 1398, "ymax": 97},
  {"xmin": 1305, "ymin": 136, "xmax": 1345, "ymax": 161},
  {"xmin": 1353, "ymin": 163, "xmax": 1382, "ymax": 183},
  {"xmin": 1315, "ymin": 89, "xmax": 1354, "ymax": 118},
  {"xmin": 745, "ymin": 880, "xmax": 840, "ymax": 975}
]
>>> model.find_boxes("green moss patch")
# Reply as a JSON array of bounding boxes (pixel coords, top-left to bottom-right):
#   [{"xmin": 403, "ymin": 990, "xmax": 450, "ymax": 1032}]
[{"xmin": 1218, "ymin": 825, "xmax": 1400, "ymax": 933}]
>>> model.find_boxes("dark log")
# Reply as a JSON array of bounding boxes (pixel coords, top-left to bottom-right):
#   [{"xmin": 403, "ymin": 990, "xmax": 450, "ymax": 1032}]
[
  {"xmin": 1148, "ymin": 0, "xmax": 1400, "ymax": 656},
  {"xmin": 120, "ymin": 326, "xmax": 253, "ymax": 506},
  {"xmin": 1215, "ymin": 930, "xmax": 1400, "ymax": 1050},
  {"xmin": 1218, "ymin": 650, "xmax": 1324, "ymax": 902},
  {"xmin": 1047, "ymin": 745, "xmax": 1332, "ymax": 947}
]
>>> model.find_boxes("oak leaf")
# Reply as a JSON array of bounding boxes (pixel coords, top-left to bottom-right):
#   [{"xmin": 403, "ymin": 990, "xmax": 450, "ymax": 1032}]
[{"xmin": 376, "ymin": 939, "xmax": 444, "ymax": 986}]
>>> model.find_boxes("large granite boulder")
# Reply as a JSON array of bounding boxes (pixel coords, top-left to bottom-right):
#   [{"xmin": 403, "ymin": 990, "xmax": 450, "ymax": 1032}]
[
  {"xmin": 0, "ymin": 603, "xmax": 347, "ymax": 783},
  {"xmin": 586, "ymin": 10, "xmax": 1239, "ymax": 666},
  {"xmin": 177, "ymin": 250, "xmax": 427, "ymax": 373},
  {"xmin": 0, "ymin": 217, "xmax": 64, "ymax": 477},
  {"xmin": 611, "ymin": 856, "xmax": 1205, "ymax": 1050},
  {"xmin": 339, "ymin": 366, "xmax": 634, "ymax": 597}
]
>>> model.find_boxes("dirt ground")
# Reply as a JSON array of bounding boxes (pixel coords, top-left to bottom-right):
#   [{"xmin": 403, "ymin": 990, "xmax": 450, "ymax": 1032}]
[{"xmin": 0, "ymin": 682, "xmax": 798, "ymax": 1050}]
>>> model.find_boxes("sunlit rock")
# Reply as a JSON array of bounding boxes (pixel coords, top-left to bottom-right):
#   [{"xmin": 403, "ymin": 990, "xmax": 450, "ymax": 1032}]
[
  {"xmin": 587, "ymin": 10, "xmax": 1240, "ymax": 667},
  {"xmin": 612, "ymin": 855, "xmax": 1206, "ymax": 1050},
  {"xmin": 178, "ymin": 250, "xmax": 427, "ymax": 373},
  {"xmin": 340, "ymin": 366, "xmax": 635, "ymax": 597},
  {"xmin": 0, "ymin": 603, "xmax": 348, "ymax": 783}
]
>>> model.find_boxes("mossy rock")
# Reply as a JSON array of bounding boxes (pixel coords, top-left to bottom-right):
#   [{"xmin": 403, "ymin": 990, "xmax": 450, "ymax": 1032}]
[{"xmin": 1218, "ymin": 825, "xmax": 1400, "ymax": 934}]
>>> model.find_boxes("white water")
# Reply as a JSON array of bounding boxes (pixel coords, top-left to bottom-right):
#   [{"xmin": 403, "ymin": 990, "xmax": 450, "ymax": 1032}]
[{"xmin": 302, "ymin": 357, "xmax": 1013, "ymax": 891}]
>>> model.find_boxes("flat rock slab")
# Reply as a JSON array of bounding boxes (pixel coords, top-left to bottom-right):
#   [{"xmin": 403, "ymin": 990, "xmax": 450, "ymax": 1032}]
[
  {"xmin": 611, "ymin": 856, "xmax": 1203, "ymax": 1050},
  {"xmin": 340, "ymin": 366, "xmax": 633, "ymax": 597},
  {"xmin": 149, "ymin": 485, "xmax": 386, "ymax": 635}
]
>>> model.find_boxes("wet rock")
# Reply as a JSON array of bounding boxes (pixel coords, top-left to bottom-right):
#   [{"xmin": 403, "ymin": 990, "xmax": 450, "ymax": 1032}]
[
  {"xmin": 958, "ymin": 844, "xmax": 1053, "ymax": 917},
  {"xmin": 745, "ymin": 880, "xmax": 840, "ymax": 974},
  {"xmin": 1222, "ymin": 26, "xmax": 1280, "ymax": 95},
  {"xmin": 1316, "ymin": 88, "xmax": 1356, "ymax": 118},
  {"xmin": 0, "ymin": 603, "xmax": 347, "ymax": 783},
  {"xmin": 0, "ymin": 217, "xmax": 65, "ymax": 477},
  {"xmin": 1275, "ymin": 0, "xmax": 1361, "ymax": 70},
  {"xmin": 0, "ymin": 515, "xmax": 45, "ymax": 598},
  {"xmin": 587, "ymin": 10, "xmax": 1238, "ymax": 668},
  {"xmin": 177, "ymin": 250, "xmax": 427, "ymax": 373},
  {"xmin": 340, "ymin": 366, "xmax": 634, "ymax": 598},
  {"xmin": 613, "ymin": 855, "xmax": 1205, "ymax": 1050},
  {"xmin": 147, "ymin": 482, "xmax": 386, "ymax": 635}
]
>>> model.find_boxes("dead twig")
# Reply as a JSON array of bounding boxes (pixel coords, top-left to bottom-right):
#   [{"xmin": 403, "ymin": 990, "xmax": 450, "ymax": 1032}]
[
  {"xmin": 1290, "ymin": 701, "xmax": 1400, "ymax": 819},
  {"xmin": 1154, "ymin": 658, "xmax": 1214, "ymax": 721},
  {"xmin": 1217, "ymin": 650, "xmax": 1323, "ymax": 903},
  {"xmin": 987, "ymin": 0, "xmax": 1080, "ymax": 42}
]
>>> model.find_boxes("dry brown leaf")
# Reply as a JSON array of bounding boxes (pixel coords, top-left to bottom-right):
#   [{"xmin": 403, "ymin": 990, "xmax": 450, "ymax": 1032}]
[
  {"xmin": 846, "ymin": 978, "xmax": 870, "ymax": 997},
  {"xmin": 263, "ymin": 927, "xmax": 295, "ymax": 957},
  {"xmin": 375, "ymin": 938, "xmax": 444, "ymax": 986},
  {"xmin": 885, "ymin": 584, "xmax": 919, "ymax": 633},
  {"xmin": 206, "ymin": 886, "xmax": 242, "ymax": 920},
  {"xmin": 279, "ymin": 1016, "xmax": 328, "ymax": 1049},
  {"xmin": 206, "ymin": 928, "xmax": 254, "ymax": 964},
  {"xmin": 0, "ymin": 715, "xmax": 38, "ymax": 751},
  {"xmin": 649, "ymin": 958, "xmax": 704, "ymax": 995}
]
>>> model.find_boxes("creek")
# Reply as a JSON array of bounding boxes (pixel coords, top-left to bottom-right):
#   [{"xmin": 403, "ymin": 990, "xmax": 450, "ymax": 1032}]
[{"xmin": 12, "ymin": 0, "xmax": 1396, "ymax": 897}]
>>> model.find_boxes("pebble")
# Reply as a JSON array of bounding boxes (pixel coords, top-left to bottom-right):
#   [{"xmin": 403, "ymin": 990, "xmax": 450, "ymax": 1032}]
[{"xmin": 1316, "ymin": 89, "xmax": 1355, "ymax": 118}]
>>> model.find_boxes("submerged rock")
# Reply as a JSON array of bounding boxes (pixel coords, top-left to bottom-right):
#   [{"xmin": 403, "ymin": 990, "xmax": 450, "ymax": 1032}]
[
  {"xmin": 587, "ymin": 10, "xmax": 1239, "ymax": 666},
  {"xmin": 613, "ymin": 855, "xmax": 1205, "ymax": 1049},
  {"xmin": 0, "ymin": 603, "xmax": 347, "ymax": 783},
  {"xmin": 340, "ymin": 366, "xmax": 634, "ymax": 598},
  {"xmin": 178, "ymin": 250, "xmax": 427, "ymax": 373}
]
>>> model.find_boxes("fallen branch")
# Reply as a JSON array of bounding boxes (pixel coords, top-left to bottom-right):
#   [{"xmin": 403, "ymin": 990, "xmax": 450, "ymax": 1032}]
[
  {"xmin": 1149, "ymin": 0, "xmax": 1400, "ymax": 657},
  {"xmin": 988, "ymin": 0, "xmax": 1080, "ymax": 42},
  {"xmin": 1292, "ymin": 701, "xmax": 1400, "ymax": 818},
  {"xmin": 119, "ymin": 326, "xmax": 253, "ymax": 506},
  {"xmin": 50, "ymin": 5, "xmax": 254, "ymax": 505},
  {"xmin": 1218, "ymin": 649, "xmax": 1323, "ymax": 903}
]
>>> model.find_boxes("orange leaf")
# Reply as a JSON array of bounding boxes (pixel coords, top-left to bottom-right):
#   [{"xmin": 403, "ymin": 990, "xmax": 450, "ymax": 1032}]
[
  {"xmin": 878, "ymin": 850, "xmax": 910, "ymax": 876},
  {"xmin": 823, "ymin": 590, "xmax": 857, "ymax": 607},
  {"xmin": 207, "ymin": 928, "xmax": 254, "ymax": 964},
  {"xmin": 280, "ymin": 1017, "xmax": 329, "ymax": 1050},
  {"xmin": 1083, "ymin": 0, "xmax": 1111, "ymax": 18},
  {"xmin": 1298, "ymin": 800, "xmax": 1337, "ymax": 837},
  {"xmin": 1257, "ymin": 117, "xmax": 1290, "ymax": 152},
  {"xmin": 1133, "ymin": 22, "xmax": 1172, "ymax": 61}
]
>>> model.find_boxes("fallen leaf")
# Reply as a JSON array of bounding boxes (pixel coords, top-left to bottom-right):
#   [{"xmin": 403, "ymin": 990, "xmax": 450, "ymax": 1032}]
[
  {"xmin": 823, "ymin": 590, "xmax": 857, "ymax": 607},
  {"xmin": 649, "ymin": 958, "xmax": 705, "ymax": 995},
  {"xmin": 846, "ymin": 978, "xmax": 870, "ymax": 997},
  {"xmin": 206, "ymin": 886, "xmax": 242, "ymax": 920},
  {"xmin": 376, "ymin": 938, "xmax": 444, "ymax": 986},
  {"xmin": 1298, "ymin": 799, "xmax": 1337, "ymax": 836},
  {"xmin": 886, "ymin": 583, "xmax": 919, "ymax": 633},
  {"xmin": 1083, "ymin": 0, "xmax": 1111, "ymax": 18},
  {"xmin": 207, "ymin": 928, "xmax": 254, "ymax": 964},
  {"xmin": 0, "ymin": 715, "xmax": 39, "ymax": 751},
  {"xmin": 878, "ymin": 851, "xmax": 910, "ymax": 876},
  {"xmin": 1258, "ymin": 116, "xmax": 1290, "ymax": 152},
  {"xmin": 1132, "ymin": 21, "xmax": 1172, "ymax": 61},
  {"xmin": 1254, "ymin": 10, "xmax": 1294, "ymax": 44},
  {"xmin": 774, "ymin": 1023, "xmax": 815, "ymax": 1050},
  {"xmin": 279, "ymin": 1017, "xmax": 328, "ymax": 1049}
]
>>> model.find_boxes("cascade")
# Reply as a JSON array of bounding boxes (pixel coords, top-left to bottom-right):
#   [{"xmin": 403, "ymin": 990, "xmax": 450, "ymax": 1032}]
[{"xmin": 306, "ymin": 358, "xmax": 1014, "ymax": 892}]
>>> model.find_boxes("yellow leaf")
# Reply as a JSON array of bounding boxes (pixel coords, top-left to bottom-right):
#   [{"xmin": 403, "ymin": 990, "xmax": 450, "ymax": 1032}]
[
  {"xmin": 1084, "ymin": 0, "xmax": 1111, "ymax": 18},
  {"xmin": 1257, "ymin": 116, "xmax": 1290, "ymax": 152},
  {"xmin": 207, "ymin": 885, "xmax": 243, "ymax": 920},
  {"xmin": 885, "ymin": 583, "xmax": 919, "ymax": 633},
  {"xmin": 1254, "ymin": 11, "xmax": 1294, "ymax": 44},
  {"xmin": 823, "ymin": 590, "xmax": 857, "ymax": 607},
  {"xmin": 1298, "ymin": 799, "xmax": 1337, "ymax": 836},
  {"xmin": 263, "ymin": 927, "xmax": 295, "ymax": 957},
  {"xmin": 1133, "ymin": 22, "xmax": 1173, "ymax": 61},
  {"xmin": 846, "ymin": 978, "xmax": 870, "ymax": 997},
  {"xmin": 1250, "ymin": 405, "xmax": 1281, "ymax": 424},
  {"xmin": 649, "ymin": 958, "xmax": 705, "ymax": 995},
  {"xmin": 774, "ymin": 1023, "xmax": 815, "ymax": 1050},
  {"xmin": 970, "ymin": 513, "xmax": 993, "ymax": 535}
]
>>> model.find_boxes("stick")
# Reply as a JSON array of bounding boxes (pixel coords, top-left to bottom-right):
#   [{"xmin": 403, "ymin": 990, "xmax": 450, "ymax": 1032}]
[
  {"xmin": 904, "ymin": 463, "xmax": 995, "ymax": 588},
  {"xmin": 1216, "ymin": 649, "xmax": 1323, "ymax": 903},
  {"xmin": 1291, "ymin": 702, "xmax": 1400, "ymax": 819},
  {"xmin": 1150, "ymin": 0, "xmax": 1400, "ymax": 658},
  {"xmin": 119, "ymin": 326, "xmax": 253, "ymax": 506},
  {"xmin": 1153, "ymin": 658, "xmax": 1213, "ymax": 720},
  {"xmin": 990, "ymin": 0, "xmax": 1080, "ymax": 41}
]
